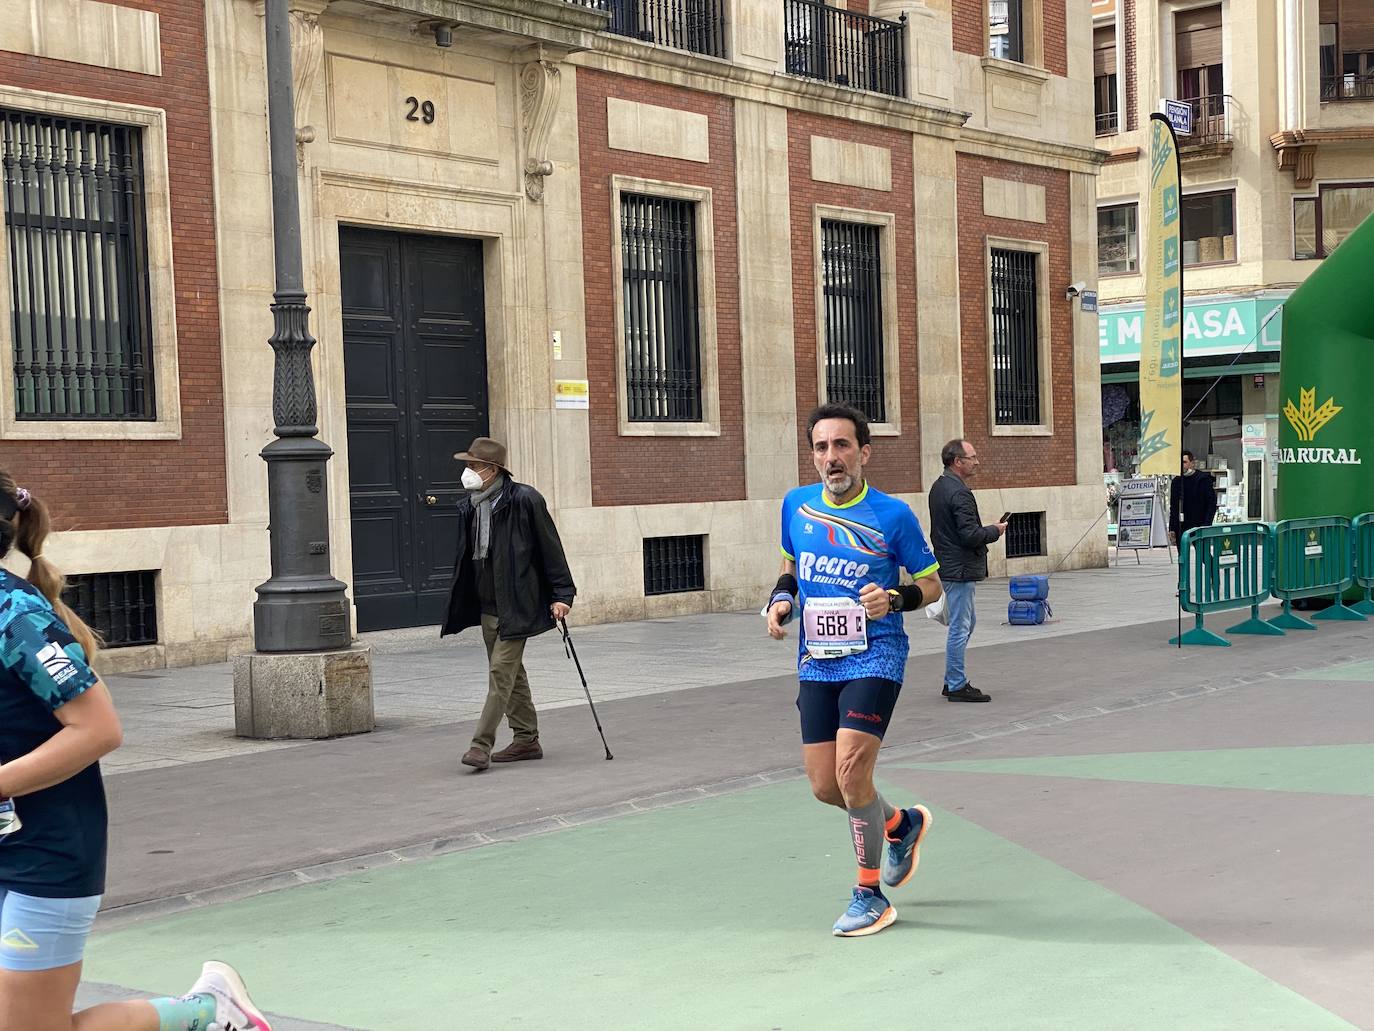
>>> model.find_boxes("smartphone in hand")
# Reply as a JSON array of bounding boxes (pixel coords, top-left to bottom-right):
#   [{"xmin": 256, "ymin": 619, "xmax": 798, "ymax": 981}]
[{"xmin": 999, "ymin": 512, "xmax": 1011, "ymax": 523}]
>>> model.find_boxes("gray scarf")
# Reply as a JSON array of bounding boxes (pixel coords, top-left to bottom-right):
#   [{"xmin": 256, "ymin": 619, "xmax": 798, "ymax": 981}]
[{"xmin": 471, "ymin": 473, "xmax": 506, "ymax": 562}]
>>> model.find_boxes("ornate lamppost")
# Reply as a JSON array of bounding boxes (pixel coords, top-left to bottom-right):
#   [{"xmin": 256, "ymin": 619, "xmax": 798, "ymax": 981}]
[{"xmin": 234, "ymin": 0, "xmax": 372, "ymax": 738}]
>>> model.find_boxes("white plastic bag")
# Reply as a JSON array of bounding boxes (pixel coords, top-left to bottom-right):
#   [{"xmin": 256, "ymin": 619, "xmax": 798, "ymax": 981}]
[{"xmin": 924, "ymin": 590, "xmax": 950, "ymax": 626}]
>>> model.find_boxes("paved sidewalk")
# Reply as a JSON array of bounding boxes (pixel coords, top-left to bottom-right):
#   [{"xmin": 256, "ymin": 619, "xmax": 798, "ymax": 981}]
[
  {"xmin": 76, "ymin": 598, "xmax": 1374, "ymax": 1030},
  {"xmin": 103, "ymin": 551, "xmax": 1186, "ymax": 773}
]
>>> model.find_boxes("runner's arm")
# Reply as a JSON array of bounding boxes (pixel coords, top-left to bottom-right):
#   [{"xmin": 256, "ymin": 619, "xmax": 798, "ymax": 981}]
[
  {"xmin": 0, "ymin": 681, "xmax": 122, "ymax": 798},
  {"xmin": 903, "ymin": 571, "xmax": 943, "ymax": 610},
  {"xmin": 860, "ymin": 571, "xmax": 942, "ymax": 618},
  {"xmin": 766, "ymin": 558, "xmax": 797, "ymax": 639}
]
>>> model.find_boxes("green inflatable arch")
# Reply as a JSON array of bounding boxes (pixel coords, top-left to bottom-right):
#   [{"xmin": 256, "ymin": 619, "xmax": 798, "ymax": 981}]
[{"xmin": 1276, "ymin": 211, "xmax": 1374, "ymax": 521}]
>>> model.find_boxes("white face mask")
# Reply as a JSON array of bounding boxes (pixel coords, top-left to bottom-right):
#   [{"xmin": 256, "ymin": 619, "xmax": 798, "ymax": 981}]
[{"xmin": 461, "ymin": 467, "xmax": 485, "ymax": 491}]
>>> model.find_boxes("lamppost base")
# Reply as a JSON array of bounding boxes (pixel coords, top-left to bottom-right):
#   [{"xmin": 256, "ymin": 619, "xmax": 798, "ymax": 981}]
[
  {"xmin": 233, "ymin": 644, "xmax": 374, "ymax": 739},
  {"xmin": 253, "ymin": 581, "xmax": 351, "ymax": 653}
]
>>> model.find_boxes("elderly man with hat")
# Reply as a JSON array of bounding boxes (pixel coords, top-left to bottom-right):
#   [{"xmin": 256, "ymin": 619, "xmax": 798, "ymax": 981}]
[{"xmin": 442, "ymin": 437, "xmax": 576, "ymax": 771}]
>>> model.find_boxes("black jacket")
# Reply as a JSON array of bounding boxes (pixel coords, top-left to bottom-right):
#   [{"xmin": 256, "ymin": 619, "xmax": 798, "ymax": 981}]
[
  {"xmin": 1169, "ymin": 470, "xmax": 1217, "ymax": 536},
  {"xmin": 928, "ymin": 469, "xmax": 1001, "ymax": 582},
  {"xmin": 441, "ymin": 479, "xmax": 576, "ymax": 641}
]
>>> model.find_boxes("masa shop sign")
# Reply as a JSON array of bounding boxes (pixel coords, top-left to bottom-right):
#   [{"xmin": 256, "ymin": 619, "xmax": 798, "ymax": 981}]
[{"xmin": 1099, "ymin": 296, "xmax": 1285, "ymax": 363}]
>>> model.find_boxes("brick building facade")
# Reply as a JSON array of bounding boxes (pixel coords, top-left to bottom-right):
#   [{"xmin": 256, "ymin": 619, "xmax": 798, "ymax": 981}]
[
  {"xmin": 0, "ymin": 1, "xmax": 227, "ymax": 532},
  {"xmin": 2, "ymin": 0, "xmax": 1106, "ymax": 669}
]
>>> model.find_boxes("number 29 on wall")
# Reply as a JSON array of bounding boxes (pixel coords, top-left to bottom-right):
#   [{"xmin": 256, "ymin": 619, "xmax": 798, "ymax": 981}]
[{"xmin": 404, "ymin": 97, "xmax": 436, "ymax": 124}]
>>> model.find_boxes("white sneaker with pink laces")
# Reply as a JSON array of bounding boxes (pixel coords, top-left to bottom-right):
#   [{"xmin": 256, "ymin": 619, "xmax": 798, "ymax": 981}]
[{"xmin": 186, "ymin": 960, "xmax": 273, "ymax": 1031}]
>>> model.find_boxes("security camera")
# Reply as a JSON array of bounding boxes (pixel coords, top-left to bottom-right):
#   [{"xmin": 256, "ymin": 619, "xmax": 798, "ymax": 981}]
[
  {"xmin": 1065, "ymin": 281, "xmax": 1086, "ymax": 299},
  {"xmin": 432, "ymin": 22, "xmax": 453, "ymax": 47}
]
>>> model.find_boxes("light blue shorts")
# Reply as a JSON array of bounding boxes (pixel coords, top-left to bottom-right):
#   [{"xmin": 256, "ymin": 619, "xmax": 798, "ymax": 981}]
[{"xmin": 0, "ymin": 889, "xmax": 102, "ymax": 971}]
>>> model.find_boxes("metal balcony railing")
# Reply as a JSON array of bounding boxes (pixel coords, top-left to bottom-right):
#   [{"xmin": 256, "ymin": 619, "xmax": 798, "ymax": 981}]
[
  {"xmin": 783, "ymin": 0, "xmax": 907, "ymax": 98},
  {"xmin": 1179, "ymin": 93, "xmax": 1232, "ymax": 149},
  {"xmin": 576, "ymin": 0, "xmax": 727, "ymax": 58},
  {"xmin": 1095, "ymin": 109, "xmax": 1120, "ymax": 136},
  {"xmin": 1321, "ymin": 73, "xmax": 1374, "ymax": 102}
]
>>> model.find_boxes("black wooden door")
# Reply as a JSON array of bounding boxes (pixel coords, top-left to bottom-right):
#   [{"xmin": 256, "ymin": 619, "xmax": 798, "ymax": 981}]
[{"xmin": 341, "ymin": 227, "xmax": 488, "ymax": 632}]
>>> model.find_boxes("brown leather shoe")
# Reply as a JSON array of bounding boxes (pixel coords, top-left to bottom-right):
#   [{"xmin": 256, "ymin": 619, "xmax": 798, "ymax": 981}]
[
  {"xmin": 461, "ymin": 746, "xmax": 491, "ymax": 770},
  {"xmin": 490, "ymin": 739, "xmax": 543, "ymax": 763}
]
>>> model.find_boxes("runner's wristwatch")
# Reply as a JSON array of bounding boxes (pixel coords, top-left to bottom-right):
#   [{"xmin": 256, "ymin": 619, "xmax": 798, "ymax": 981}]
[{"xmin": 886, "ymin": 589, "xmax": 903, "ymax": 613}]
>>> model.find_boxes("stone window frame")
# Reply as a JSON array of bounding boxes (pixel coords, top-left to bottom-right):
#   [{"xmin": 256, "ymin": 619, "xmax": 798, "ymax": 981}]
[
  {"xmin": 1161, "ymin": 0, "xmax": 1233, "ymax": 106},
  {"xmin": 0, "ymin": 85, "xmax": 181, "ymax": 441},
  {"xmin": 1097, "ymin": 199, "xmax": 1140, "ymax": 278},
  {"xmin": 1180, "ymin": 186, "xmax": 1238, "ymax": 268},
  {"xmin": 1092, "ymin": 6, "xmax": 1127, "ymax": 137},
  {"xmin": 986, "ymin": 0, "xmax": 1046, "ymax": 70},
  {"xmin": 609, "ymin": 174, "xmax": 721, "ymax": 438},
  {"xmin": 1292, "ymin": 180, "xmax": 1374, "ymax": 260},
  {"xmin": 984, "ymin": 235, "xmax": 1053, "ymax": 438},
  {"xmin": 811, "ymin": 204, "xmax": 902, "ymax": 437}
]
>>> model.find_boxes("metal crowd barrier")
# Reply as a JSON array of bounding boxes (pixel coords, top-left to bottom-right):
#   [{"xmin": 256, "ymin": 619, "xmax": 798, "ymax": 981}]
[
  {"xmin": 1171, "ymin": 523, "xmax": 1281, "ymax": 647},
  {"xmin": 1269, "ymin": 517, "xmax": 1366, "ymax": 629},
  {"xmin": 1354, "ymin": 513, "xmax": 1374, "ymax": 616}
]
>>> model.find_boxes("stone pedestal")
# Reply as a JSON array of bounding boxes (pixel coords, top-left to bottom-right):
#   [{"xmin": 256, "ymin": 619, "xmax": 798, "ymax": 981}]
[{"xmin": 233, "ymin": 644, "xmax": 373, "ymax": 739}]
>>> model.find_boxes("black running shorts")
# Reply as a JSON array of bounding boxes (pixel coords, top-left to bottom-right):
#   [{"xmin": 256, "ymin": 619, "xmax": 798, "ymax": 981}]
[{"xmin": 797, "ymin": 677, "xmax": 902, "ymax": 744}]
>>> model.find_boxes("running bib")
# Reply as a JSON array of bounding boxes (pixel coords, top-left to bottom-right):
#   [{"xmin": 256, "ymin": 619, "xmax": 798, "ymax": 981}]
[{"xmin": 803, "ymin": 597, "xmax": 868, "ymax": 659}]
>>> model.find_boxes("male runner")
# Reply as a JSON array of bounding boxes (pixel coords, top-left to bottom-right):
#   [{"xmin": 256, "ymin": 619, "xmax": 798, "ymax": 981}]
[{"xmin": 766, "ymin": 403, "xmax": 943, "ymax": 937}]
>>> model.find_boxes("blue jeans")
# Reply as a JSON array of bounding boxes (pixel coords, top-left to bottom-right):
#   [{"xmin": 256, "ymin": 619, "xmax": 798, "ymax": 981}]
[{"xmin": 943, "ymin": 580, "xmax": 978, "ymax": 689}]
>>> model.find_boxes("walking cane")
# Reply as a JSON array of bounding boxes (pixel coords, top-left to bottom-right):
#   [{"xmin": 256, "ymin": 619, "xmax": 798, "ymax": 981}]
[{"xmin": 558, "ymin": 617, "xmax": 614, "ymax": 760}]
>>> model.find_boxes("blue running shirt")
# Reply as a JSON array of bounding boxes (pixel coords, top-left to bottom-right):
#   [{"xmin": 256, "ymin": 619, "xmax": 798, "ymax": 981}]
[
  {"xmin": 780, "ymin": 482, "xmax": 939, "ymax": 683},
  {"xmin": 0, "ymin": 570, "xmax": 105, "ymax": 897}
]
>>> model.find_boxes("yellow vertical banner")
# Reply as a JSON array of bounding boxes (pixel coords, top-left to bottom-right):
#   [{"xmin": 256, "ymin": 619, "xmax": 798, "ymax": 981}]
[{"xmin": 1138, "ymin": 114, "xmax": 1183, "ymax": 475}]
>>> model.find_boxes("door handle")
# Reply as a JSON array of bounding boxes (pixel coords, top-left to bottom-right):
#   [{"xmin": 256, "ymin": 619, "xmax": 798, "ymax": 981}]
[{"xmin": 424, "ymin": 495, "xmax": 438, "ymax": 506}]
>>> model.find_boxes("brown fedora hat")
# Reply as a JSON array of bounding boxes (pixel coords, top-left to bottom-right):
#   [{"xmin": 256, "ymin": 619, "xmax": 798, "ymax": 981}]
[{"xmin": 453, "ymin": 436, "xmax": 510, "ymax": 473}]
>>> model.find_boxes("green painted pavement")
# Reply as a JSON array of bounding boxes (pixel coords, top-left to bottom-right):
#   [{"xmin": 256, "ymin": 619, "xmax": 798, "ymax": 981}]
[
  {"xmin": 897, "ymin": 744, "xmax": 1374, "ymax": 796},
  {"xmin": 1280, "ymin": 659, "xmax": 1374, "ymax": 682},
  {"xmin": 85, "ymin": 782, "xmax": 1350, "ymax": 1031}
]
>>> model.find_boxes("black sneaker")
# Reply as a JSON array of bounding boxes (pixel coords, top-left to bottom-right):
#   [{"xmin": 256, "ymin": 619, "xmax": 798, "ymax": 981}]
[{"xmin": 944, "ymin": 683, "xmax": 991, "ymax": 702}]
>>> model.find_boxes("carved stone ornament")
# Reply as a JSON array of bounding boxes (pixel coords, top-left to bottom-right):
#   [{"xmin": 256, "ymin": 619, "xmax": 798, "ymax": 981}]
[
  {"xmin": 520, "ymin": 57, "xmax": 562, "ymax": 202},
  {"xmin": 254, "ymin": 1, "xmax": 330, "ymax": 153}
]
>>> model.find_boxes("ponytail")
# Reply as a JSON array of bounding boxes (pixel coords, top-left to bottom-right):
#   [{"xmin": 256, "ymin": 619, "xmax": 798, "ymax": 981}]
[{"xmin": 0, "ymin": 473, "xmax": 100, "ymax": 662}]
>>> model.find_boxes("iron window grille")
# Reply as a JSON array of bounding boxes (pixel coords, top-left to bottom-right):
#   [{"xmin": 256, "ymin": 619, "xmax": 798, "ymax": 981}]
[
  {"xmin": 989, "ymin": 248, "xmax": 1041, "ymax": 426},
  {"xmin": 783, "ymin": 0, "xmax": 907, "ymax": 98},
  {"xmin": 1177, "ymin": 93, "xmax": 1233, "ymax": 150},
  {"xmin": 1004, "ymin": 512, "xmax": 1046, "ymax": 559},
  {"xmin": 61, "ymin": 569, "xmax": 158, "ymax": 649},
  {"xmin": 620, "ymin": 192, "xmax": 702, "ymax": 422},
  {"xmin": 643, "ymin": 534, "xmax": 706, "ymax": 595},
  {"xmin": 1322, "ymin": 72, "xmax": 1374, "ymax": 101},
  {"xmin": 586, "ymin": 0, "xmax": 727, "ymax": 57},
  {"xmin": 821, "ymin": 220, "xmax": 885, "ymax": 423},
  {"xmin": 1, "ymin": 109, "xmax": 155, "ymax": 420}
]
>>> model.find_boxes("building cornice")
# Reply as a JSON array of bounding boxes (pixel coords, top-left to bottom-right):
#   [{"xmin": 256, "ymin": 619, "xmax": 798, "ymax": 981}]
[
  {"xmin": 569, "ymin": 41, "xmax": 970, "ymax": 141},
  {"xmin": 314, "ymin": 0, "xmax": 608, "ymax": 52},
  {"xmin": 1270, "ymin": 127, "xmax": 1374, "ymax": 187},
  {"xmin": 956, "ymin": 126, "xmax": 1107, "ymax": 174}
]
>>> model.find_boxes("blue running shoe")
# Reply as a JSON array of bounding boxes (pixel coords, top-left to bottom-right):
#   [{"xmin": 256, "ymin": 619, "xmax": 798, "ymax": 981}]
[
  {"xmin": 881, "ymin": 804, "xmax": 933, "ymax": 889},
  {"xmin": 832, "ymin": 886, "xmax": 896, "ymax": 937}
]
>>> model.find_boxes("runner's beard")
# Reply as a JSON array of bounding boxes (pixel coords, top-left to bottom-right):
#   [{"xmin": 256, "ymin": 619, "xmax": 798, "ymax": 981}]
[{"xmin": 824, "ymin": 468, "xmax": 855, "ymax": 498}]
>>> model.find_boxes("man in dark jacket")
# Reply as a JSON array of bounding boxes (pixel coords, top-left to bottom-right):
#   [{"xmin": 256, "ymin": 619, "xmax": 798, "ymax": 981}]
[
  {"xmin": 1169, "ymin": 449, "xmax": 1218, "ymax": 546},
  {"xmin": 927, "ymin": 440, "xmax": 1007, "ymax": 703},
  {"xmin": 442, "ymin": 437, "xmax": 576, "ymax": 771}
]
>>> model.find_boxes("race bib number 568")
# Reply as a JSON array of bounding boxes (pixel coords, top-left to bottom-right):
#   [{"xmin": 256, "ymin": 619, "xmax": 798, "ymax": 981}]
[{"xmin": 803, "ymin": 597, "xmax": 867, "ymax": 659}]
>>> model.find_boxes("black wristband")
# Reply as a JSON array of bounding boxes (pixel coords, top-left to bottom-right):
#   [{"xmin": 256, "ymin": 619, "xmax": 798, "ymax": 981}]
[
  {"xmin": 773, "ymin": 572, "xmax": 798, "ymax": 597},
  {"xmin": 896, "ymin": 583, "xmax": 926, "ymax": 611}
]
